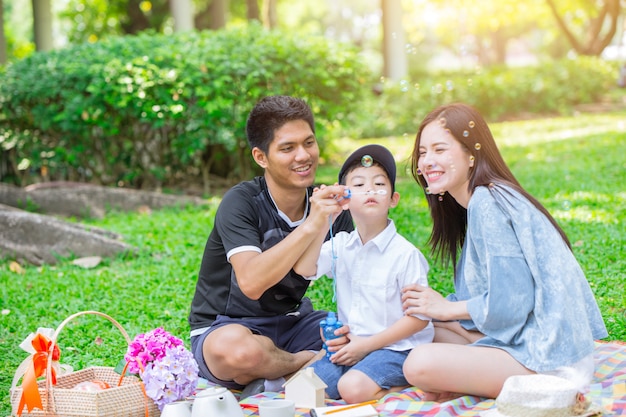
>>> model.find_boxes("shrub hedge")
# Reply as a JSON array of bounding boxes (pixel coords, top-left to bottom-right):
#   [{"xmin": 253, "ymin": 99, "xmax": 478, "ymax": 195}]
[
  {"xmin": 343, "ymin": 56, "xmax": 619, "ymax": 139},
  {"xmin": 0, "ymin": 24, "xmax": 368, "ymax": 191},
  {"xmin": 0, "ymin": 24, "xmax": 619, "ymax": 192}
]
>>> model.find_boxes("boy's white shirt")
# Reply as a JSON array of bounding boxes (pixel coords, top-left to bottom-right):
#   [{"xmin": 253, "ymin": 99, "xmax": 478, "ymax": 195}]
[{"xmin": 307, "ymin": 219, "xmax": 434, "ymax": 351}]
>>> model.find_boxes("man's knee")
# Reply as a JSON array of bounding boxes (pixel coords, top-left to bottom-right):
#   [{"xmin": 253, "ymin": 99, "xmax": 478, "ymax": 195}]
[{"xmin": 204, "ymin": 326, "xmax": 265, "ymax": 368}]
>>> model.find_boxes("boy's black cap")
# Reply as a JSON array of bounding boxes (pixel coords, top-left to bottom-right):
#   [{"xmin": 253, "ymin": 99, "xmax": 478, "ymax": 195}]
[{"xmin": 338, "ymin": 144, "xmax": 396, "ymax": 187}]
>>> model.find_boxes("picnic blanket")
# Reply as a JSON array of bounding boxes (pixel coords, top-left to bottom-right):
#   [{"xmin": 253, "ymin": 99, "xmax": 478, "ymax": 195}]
[{"xmin": 237, "ymin": 341, "xmax": 626, "ymax": 416}]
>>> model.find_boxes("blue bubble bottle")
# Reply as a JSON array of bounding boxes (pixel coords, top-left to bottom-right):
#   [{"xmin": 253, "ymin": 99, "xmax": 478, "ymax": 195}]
[{"xmin": 320, "ymin": 312, "xmax": 342, "ymax": 359}]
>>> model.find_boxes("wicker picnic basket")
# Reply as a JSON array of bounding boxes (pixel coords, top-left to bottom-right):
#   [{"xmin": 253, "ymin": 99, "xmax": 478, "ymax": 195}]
[{"xmin": 10, "ymin": 311, "xmax": 160, "ymax": 417}]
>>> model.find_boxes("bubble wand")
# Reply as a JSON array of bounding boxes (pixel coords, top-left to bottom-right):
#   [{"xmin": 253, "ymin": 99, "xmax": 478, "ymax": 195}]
[{"xmin": 328, "ymin": 190, "xmax": 349, "ymax": 302}]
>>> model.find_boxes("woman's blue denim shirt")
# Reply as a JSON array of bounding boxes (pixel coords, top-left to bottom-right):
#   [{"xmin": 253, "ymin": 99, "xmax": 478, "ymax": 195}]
[{"xmin": 448, "ymin": 185, "xmax": 607, "ymax": 372}]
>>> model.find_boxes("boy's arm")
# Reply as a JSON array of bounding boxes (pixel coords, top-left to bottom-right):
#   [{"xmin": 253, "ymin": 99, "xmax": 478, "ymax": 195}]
[{"xmin": 362, "ymin": 316, "xmax": 429, "ymax": 351}]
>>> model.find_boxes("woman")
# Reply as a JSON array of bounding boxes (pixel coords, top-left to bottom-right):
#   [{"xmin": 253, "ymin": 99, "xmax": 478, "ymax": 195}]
[{"xmin": 401, "ymin": 103, "xmax": 607, "ymax": 400}]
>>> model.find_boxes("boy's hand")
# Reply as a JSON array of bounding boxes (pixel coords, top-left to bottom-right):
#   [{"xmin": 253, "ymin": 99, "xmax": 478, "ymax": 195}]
[
  {"xmin": 323, "ymin": 323, "xmax": 350, "ymax": 350},
  {"xmin": 329, "ymin": 334, "xmax": 369, "ymax": 366}
]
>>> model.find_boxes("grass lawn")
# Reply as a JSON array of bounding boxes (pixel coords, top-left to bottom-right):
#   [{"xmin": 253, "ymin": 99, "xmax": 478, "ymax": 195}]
[{"xmin": 1, "ymin": 111, "xmax": 625, "ymax": 416}]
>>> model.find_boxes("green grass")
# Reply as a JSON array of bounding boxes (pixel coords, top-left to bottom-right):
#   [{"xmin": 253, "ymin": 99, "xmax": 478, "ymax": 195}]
[{"xmin": 1, "ymin": 112, "xmax": 625, "ymax": 416}]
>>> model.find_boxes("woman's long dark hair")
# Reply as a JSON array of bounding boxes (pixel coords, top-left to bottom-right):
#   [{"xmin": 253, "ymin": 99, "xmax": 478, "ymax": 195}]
[{"xmin": 410, "ymin": 103, "xmax": 571, "ymax": 269}]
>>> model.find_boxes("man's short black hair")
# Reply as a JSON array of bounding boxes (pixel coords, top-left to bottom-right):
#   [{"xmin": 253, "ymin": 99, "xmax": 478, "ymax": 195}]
[{"xmin": 246, "ymin": 96, "xmax": 315, "ymax": 153}]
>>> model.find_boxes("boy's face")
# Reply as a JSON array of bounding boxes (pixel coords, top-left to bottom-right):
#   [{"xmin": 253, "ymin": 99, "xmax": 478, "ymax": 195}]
[
  {"xmin": 345, "ymin": 165, "xmax": 399, "ymax": 221},
  {"xmin": 253, "ymin": 119, "xmax": 319, "ymax": 191}
]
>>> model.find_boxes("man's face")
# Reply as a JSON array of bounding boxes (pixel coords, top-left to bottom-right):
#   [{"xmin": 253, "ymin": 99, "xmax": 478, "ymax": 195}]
[{"xmin": 254, "ymin": 119, "xmax": 319, "ymax": 191}]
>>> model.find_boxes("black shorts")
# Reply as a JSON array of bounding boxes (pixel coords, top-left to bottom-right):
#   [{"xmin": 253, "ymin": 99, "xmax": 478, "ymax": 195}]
[{"xmin": 191, "ymin": 298, "xmax": 327, "ymax": 389}]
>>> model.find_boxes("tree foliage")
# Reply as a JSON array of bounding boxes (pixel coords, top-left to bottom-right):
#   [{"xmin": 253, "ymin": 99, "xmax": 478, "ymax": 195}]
[
  {"xmin": 3, "ymin": 0, "xmax": 623, "ymax": 67},
  {"xmin": 58, "ymin": 0, "xmax": 277, "ymax": 43},
  {"xmin": 545, "ymin": 0, "xmax": 622, "ymax": 56},
  {"xmin": 0, "ymin": 24, "xmax": 369, "ymax": 191},
  {"xmin": 60, "ymin": 0, "xmax": 171, "ymax": 43}
]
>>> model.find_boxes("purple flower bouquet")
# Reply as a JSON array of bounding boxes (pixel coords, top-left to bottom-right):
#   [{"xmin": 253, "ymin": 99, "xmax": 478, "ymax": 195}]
[{"xmin": 125, "ymin": 328, "xmax": 199, "ymax": 410}]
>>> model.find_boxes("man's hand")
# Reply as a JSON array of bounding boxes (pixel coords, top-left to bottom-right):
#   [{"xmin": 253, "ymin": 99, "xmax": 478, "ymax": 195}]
[{"xmin": 308, "ymin": 184, "xmax": 350, "ymax": 222}]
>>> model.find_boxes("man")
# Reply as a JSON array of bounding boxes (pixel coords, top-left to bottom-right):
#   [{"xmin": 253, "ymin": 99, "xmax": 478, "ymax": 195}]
[{"xmin": 189, "ymin": 95, "xmax": 353, "ymax": 397}]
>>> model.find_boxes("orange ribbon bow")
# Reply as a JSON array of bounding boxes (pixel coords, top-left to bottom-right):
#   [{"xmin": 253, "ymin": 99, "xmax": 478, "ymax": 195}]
[{"xmin": 16, "ymin": 332, "xmax": 60, "ymax": 416}]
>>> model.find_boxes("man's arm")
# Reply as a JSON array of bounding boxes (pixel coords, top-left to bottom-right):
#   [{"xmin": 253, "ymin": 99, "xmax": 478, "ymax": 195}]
[
  {"xmin": 292, "ymin": 221, "xmax": 329, "ymax": 278},
  {"xmin": 233, "ymin": 184, "xmax": 348, "ymax": 300}
]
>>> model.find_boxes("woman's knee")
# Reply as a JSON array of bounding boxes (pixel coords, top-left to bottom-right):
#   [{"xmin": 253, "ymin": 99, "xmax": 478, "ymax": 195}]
[{"xmin": 402, "ymin": 345, "xmax": 437, "ymax": 386}]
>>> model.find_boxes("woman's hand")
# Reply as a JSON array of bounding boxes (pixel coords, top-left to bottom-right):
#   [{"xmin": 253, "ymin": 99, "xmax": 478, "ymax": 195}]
[{"xmin": 402, "ymin": 284, "xmax": 454, "ymax": 321}]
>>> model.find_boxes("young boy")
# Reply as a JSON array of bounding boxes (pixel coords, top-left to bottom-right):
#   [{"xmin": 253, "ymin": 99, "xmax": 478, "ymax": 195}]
[{"xmin": 294, "ymin": 144, "xmax": 434, "ymax": 403}]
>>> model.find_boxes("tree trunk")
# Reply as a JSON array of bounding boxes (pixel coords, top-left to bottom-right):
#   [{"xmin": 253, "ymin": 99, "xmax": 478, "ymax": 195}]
[
  {"xmin": 32, "ymin": 0, "xmax": 53, "ymax": 51},
  {"xmin": 209, "ymin": 0, "xmax": 227, "ymax": 29},
  {"xmin": 381, "ymin": 0, "xmax": 407, "ymax": 81},
  {"xmin": 0, "ymin": 0, "xmax": 7, "ymax": 64},
  {"xmin": 262, "ymin": 0, "xmax": 277, "ymax": 29},
  {"xmin": 247, "ymin": 0, "xmax": 260, "ymax": 22},
  {"xmin": 122, "ymin": 0, "xmax": 151, "ymax": 34},
  {"xmin": 171, "ymin": 0, "xmax": 195, "ymax": 32},
  {"xmin": 492, "ymin": 29, "xmax": 507, "ymax": 65}
]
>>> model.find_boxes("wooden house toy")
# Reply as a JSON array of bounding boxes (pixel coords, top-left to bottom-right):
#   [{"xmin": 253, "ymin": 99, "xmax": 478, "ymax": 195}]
[{"xmin": 283, "ymin": 367, "xmax": 327, "ymax": 408}]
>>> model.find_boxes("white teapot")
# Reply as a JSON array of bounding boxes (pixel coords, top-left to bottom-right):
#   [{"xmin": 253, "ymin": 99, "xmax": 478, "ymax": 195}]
[
  {"xmin": 191, "ymin": 386, "xmax": 244, "ymax": 417},
  {"xmin": 161, "ymin": 400, "xmax": 192, "ymax": 417}
]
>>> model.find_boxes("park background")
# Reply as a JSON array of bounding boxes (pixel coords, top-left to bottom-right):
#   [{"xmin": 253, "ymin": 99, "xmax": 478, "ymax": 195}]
[{"xmin": 1, "ymin": 1, "xmax": 625, "ymax": 416}]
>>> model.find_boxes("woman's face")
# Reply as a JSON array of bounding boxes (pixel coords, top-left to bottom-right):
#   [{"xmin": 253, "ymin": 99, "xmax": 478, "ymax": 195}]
[{"xmin": 417, "ymin": 121, "xmax": 474, "ymax": 208}]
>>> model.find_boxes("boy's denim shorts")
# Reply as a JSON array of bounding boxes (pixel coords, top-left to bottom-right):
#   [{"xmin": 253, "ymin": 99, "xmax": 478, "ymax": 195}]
[
  {"xmin": 311, "ymin": 348, "xmax": 410, "ymax": 399},
  {"xmin": 191, "ymin": 298, "xmax": 326, "ymax": 389}
]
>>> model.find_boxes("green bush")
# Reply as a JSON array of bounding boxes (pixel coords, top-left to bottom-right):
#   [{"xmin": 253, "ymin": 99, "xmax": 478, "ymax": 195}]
[
  {"xmin": 0, "ymin": 24, "xmax": 368, "ymax": 191},
  {"xmin": 344, "ymin": 57, "xmax": 618, "ymax": 139},
  {"xmin": 1, "ymin": 31, "xmax": 620, "ymax": 191}
]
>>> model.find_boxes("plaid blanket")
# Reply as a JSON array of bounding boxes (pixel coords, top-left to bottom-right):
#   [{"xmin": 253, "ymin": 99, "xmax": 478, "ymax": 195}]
[{"xmin": 237, "ymin": 341, "xmax": 626, "ymax": 416}]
